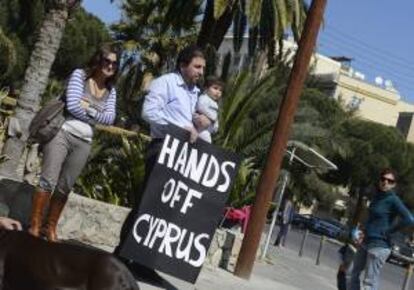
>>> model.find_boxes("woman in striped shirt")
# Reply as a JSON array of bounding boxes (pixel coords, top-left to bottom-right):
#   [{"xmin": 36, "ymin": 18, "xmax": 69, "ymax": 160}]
[{"xmin": 29, "ymin": 44, "xmax": 119, "ymax": 242}]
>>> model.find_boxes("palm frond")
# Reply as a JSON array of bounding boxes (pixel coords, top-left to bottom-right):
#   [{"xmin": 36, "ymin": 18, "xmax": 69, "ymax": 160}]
[
  {"xmin": 273, "ymin": 0, "xmax": 288, "ymax": 30},
  {"xmin": 246, "ymin": 0, "xmax": 263, "ymax": 27},
  {"xmin": 0, "ymin": 27, "xmax": 16, "ymax": 80},
  {"xmin": 214, "ymin": 0, "xmax": 231, "ymax": 19}
]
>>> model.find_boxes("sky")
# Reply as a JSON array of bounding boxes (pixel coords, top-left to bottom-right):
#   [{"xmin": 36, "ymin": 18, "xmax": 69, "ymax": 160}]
[{"xmin": 82, "ymin": 0, "xmax": 414, "ymax": 102}]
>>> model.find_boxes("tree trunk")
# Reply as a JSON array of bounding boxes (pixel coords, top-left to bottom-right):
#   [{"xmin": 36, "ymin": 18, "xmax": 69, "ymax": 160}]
[
  {"xmin": 351, "ymin": 190, "xmax": 368, "ymax": 227},
  {"xmin": 0, "ymin": 7, "xmax": 69, "ymax": 181}
]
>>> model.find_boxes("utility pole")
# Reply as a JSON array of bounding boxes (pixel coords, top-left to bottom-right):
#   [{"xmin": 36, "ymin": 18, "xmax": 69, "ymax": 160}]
[{"xmin": 234, "ymin": 0, "xmax": 328, "ymax": 279}]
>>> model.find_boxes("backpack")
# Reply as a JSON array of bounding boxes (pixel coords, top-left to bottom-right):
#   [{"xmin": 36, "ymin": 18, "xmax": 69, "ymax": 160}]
[{"xmin": 28, "ymin": 97, "xmax": 66, "ymax": 144}]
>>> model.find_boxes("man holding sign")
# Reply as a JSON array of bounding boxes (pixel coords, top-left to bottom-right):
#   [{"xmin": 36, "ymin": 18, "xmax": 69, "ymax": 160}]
[
  {"xmin": 114, "ymin": 45, "xmax": 212, "ymax": 264},
  {"xmin": 114, "ymin": 45, "xmax": 240, "ymax": 284},
  {"xmin": 141, "ymin": 44, "xmax": 211, "ymax": 186}
]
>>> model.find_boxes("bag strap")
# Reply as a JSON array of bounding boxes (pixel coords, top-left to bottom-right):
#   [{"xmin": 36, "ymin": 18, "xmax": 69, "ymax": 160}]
[{"xmin": 59, "ymin": 69, "xmax": 87, "ymax": 103}]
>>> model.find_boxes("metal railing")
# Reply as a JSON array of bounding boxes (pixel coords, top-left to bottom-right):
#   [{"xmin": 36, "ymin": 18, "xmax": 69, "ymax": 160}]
[{"xmin": 295, "ymin": 229, "xmax": 414, "ymax": 290}]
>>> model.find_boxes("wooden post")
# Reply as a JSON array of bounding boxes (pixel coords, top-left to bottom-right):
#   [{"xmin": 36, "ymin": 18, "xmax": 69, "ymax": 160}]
[
  {"xmin": 315, "ymin": 235, "xmax": 326, "ymax": 265},
  {"xmin": 234, "ymin": 0, "xmax": 328, "ymax": 279},
  {"xmin": 299, "ymin": 229, "xmax": 309, "ymax": 257},
  {"xmin": 402, "ymin": 263, "xmax": 414, "ymax": 290}
]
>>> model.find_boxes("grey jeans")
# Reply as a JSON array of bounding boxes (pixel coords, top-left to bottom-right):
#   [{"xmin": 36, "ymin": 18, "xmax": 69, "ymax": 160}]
[
  {"xmin": 349, "ymin": 246, "xmax": 391, "ymax": 290},
  {"xmin": 39, "ymin": 129, "xmax": 91, "ymax": 195}
]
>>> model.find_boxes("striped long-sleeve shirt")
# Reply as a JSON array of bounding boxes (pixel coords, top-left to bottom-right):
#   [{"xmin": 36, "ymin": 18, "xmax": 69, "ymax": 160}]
[{"xmin": 62, "ymin": 69, "xmax": 116, "ymax": 141}]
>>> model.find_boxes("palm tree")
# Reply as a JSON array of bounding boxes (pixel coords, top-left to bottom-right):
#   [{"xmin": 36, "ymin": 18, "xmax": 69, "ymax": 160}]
[
  {"xmin": 197, "ymin": 0, "xmax": 308, "ymax": 56},
  {"xmin": 76, "ymin": 132, "xmax": 147, "ymax": 207},
  {"xmin": 0, "ymin": 0, "xmax": 80, "ymax": 180},
  {"xmin": 111, "ymin": 0, "xmax": 202, "ymax": 124},
  {"xmin": 215, "ymin": 57, "xmax": 352, "ymax": 207},
  {"xmin": 113, "ymin": 0, "xmax": 201, "ymax": 68},
  {"xmin": 0, "ymin": 27, "xmax": 17, "ymax": 82}
]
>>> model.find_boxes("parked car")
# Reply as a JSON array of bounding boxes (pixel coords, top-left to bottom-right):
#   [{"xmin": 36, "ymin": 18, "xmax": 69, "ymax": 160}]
[
  {"xmin": 291, "ymin": 213, "xmax": 317, "ymax": 229},
  {"xmin": 312, "ymin": 218, "xmax": 347, "ymax": 239},
  {"xmin": 388, "ymin": 233, "xmax": 414, "ymax": 267},
  {"xmin": 293, "ymin": 214, "xmax": 346, "ymax": 238}
]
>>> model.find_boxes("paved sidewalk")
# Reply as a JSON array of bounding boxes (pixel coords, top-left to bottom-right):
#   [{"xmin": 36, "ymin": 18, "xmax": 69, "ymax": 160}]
[{"xmin": 138, "ymin": 246, "xmax": 339, "ymax": 290}]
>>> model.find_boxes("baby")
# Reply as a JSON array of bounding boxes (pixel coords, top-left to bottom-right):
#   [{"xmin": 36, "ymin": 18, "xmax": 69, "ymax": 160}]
[{"xmin": 194, "ymin": 76, "xmax": 224, "ymax": 143}]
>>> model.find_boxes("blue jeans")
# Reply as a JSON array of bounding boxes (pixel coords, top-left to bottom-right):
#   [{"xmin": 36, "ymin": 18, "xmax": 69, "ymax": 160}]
[
  {"xmin": 274, "ymin": 223, "xmax": 289, "ymax": 246},
  {"xmin": 349, "ymin": 246, "xmax": 391, "ymax": 290}
]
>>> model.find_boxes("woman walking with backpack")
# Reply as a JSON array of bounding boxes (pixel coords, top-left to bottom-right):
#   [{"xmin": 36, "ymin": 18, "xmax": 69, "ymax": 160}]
[{"xmin": 28, "ymin": 44, "xmax": 119, "ymax": 242}]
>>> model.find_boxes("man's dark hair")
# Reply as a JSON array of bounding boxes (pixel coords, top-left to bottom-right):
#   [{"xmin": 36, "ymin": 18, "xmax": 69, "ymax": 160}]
[
  {"xmin": 379, "ymin": 168, "xmax": 398, "ymax": 182},
  {"xmin": 175, "ymin": 45, "xmax": 205, "ymax": 71},
  {"xmin": 204, "ymin": 75, "xmax": 225, "ymax": 90}
]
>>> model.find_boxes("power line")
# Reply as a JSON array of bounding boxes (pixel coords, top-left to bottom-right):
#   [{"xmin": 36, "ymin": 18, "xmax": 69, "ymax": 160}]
[
  {"xmin": 318, "ymin": 42, "xmax": 414, "ymax": 92},
  {"xmin": 319, "ymin": 36, "xmax": 414, "ymax": 83},
  {"xmin": 317, "ymin": 34, "xmax": 414, "ymax": 92},
  {"xmin": 327, "ymin": 25, "xmax": 414, "ymax": 67},
  {"xmin": 311, "ymin": 24, "xmax": 414, "ymax": 100},
  {"xmin": 321, "ymin": 31, "xmax": 414, "ymax": 73}
]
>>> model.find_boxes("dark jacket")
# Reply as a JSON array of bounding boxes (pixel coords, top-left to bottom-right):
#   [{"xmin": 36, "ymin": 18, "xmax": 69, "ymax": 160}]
[{"xmin": 365, "ymin": 190, "xmax": 414, "ymax": 248}]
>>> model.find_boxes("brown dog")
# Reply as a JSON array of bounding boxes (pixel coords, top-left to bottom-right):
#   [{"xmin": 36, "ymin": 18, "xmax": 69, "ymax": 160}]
[{"xmin": 0, "ymin": 230, "xmax": 140, "ymax": 290}]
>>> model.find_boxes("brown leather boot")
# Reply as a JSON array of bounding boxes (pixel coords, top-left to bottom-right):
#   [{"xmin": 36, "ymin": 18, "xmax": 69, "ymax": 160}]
[
  {"xmin": 43, "ymin": 193, "xmax": 68, "ymax": 242},
  {"xmin": 28, "ymin": 190, "xmax": 51, "ymax": 237}
]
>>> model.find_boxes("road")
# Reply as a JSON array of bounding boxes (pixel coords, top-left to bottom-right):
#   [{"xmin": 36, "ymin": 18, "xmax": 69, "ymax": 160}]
[{"xmin": 270, "ymin": 226, "xmax": 412, "ymax": 290}]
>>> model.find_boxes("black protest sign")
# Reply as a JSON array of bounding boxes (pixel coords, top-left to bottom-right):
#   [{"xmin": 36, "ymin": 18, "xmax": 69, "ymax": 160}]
[{"xmin": 119, "ymin": 125, "xmax": 240, "ymax": 283}]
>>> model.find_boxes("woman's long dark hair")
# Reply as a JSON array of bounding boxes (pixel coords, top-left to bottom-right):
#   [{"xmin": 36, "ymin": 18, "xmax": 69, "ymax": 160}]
[{"xmin": 85, "ymin": 43, "xmax": 120, "ymax": 89}]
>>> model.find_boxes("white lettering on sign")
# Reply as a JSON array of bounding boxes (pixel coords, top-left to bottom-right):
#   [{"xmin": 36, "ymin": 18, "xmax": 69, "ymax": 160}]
[
  {"xmin": 201, "ymin": 155, "xmax": 220, "ymax": 188},
  {"xmin": 157, "ymin": 134, "xmax": 236, "ymax": 192},
  {"xmin": 133, "ymin": 214, "xmax": 210, "ymax": 268},
  {"xmin": 217, "ymin": 161, "xmax": 237, "ymax": 192},
  {"xmin": 132, "ymin": 131, "xmax": 239, "ymax": 274},
  {"xmin": 184, "ymin": 149, "xmax": 208, "ymax": 183},
  {"xmin": 173, "ymin": 142, "xmax": 188, "ymax": 175},
  {"xmin": 190, "ymin": 233, "xmax": 209, "ymax": 267},
  {"xmin": 181, "ymin": 188, "xmax": 202, "ymax": 214},
  {"xmin": 160, "ymin": 178, "xmax": 203, "ymax": 214},
  {"xmin": 158, "ymin": 135, "xmax": 179, "ymax": 168},
  {"xmin": 160, "ymin": 179, "xmax": 176, "ymax": 204},
  {"xmin": 170, "ymin": 180, "xmax": 187, "ymax": 209}
]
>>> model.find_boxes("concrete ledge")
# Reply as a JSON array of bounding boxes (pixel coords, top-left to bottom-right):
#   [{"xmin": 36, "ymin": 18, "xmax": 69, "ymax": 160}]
[{"xmin": 58, "ymin": 193, "xmax": 130, "ymax": 252}]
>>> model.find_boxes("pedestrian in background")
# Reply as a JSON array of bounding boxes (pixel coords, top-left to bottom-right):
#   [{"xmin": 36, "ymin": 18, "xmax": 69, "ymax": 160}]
[
  {"xmin": 349, "ymin": 168, "xmax": 414, "ymax": 290},
  {"xmin": 274, "ymin": 195, "xmax": 294, "ymax": 247}
]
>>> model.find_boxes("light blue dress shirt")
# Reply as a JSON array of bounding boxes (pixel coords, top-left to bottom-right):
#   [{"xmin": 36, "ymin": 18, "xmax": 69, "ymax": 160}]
[{"xmin": 142, "ymin": 72, "xmax": 200, "ymax": 138}]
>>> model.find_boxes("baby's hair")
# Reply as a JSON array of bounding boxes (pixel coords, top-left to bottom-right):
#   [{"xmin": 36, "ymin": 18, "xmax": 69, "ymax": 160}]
[{"xmin": 204, "ymin": 76, "xmax": 225, "ymax": 89}]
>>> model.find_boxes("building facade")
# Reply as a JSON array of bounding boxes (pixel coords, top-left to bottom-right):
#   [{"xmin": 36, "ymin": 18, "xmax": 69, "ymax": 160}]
[{"xmin": 218, "ymin": 36, "xmax": 414, "ymax": 142}]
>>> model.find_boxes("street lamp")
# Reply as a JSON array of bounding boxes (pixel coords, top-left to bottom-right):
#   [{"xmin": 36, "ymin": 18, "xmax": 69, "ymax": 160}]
[{"xmin": 261, "ymin": 141, "xmax": 337, "ymax": 260}]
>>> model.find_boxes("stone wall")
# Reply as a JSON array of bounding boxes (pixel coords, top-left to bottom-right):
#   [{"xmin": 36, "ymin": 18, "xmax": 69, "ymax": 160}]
[
  {"xmin": 205, "ymin": 228, "xmax": 264, "ymax": 271},
  {"xmin": 58, "ymin": 194, "xmax": 263, "ymax": 269},
  {"xmin": 58, "ymin": 193, "xmax": 130, "ymax": 252},
  {"xmin": 205, "ymin": 228, "xmax": 244, "ymax": 271}
]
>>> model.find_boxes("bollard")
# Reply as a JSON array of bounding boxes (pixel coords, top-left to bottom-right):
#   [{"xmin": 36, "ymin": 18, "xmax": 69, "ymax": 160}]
[
  {"xmin": 299, "ymin": 229, "xmax": 309, "ymax": 257},
  {"xmin": 402, "ymin": 263, "xmax": 414, "ymax": 290},
  {"xmin": 315, "ymin": 235, "xmax": 326, "ymax": 265}
]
